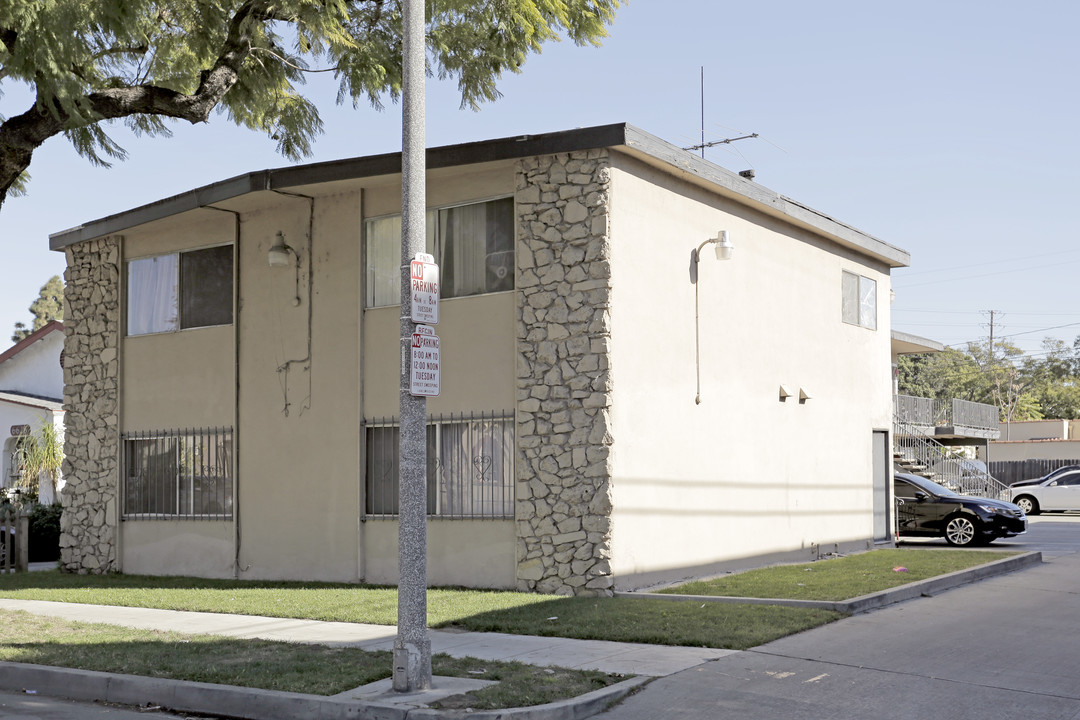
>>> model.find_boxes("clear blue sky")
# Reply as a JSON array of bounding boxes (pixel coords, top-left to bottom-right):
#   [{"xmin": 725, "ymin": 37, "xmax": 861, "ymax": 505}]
[{"xmin": 2, "ymin": 0, "xmax": 1078, "ymax": 359}]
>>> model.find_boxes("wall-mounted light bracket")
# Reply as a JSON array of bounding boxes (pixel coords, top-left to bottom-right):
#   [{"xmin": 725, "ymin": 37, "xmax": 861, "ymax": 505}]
[{"xmin": 269, "ymin": 231, "xmax": 302, "ymax": 306}]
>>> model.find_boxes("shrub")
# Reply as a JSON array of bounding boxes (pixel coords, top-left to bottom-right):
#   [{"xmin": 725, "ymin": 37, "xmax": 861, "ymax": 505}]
[{"xmin": 27, "ymin": 503, "xmax": 62, "ymax": 563}]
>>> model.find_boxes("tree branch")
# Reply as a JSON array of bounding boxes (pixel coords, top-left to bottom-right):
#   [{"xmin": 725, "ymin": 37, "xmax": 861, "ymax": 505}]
[{"xmin": 0, "ymin": 0, "xmax": 282, "ymax": 207}]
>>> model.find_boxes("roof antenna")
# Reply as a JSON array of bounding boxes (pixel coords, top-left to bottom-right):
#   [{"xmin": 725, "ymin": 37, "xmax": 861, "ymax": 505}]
[
  {"xmin": 700, "ymin": 66, "xmax": 705, "ymax": 159},
  {"xmin": 683, "ymin": 67, "xmax": 760, "ymax": 163}
]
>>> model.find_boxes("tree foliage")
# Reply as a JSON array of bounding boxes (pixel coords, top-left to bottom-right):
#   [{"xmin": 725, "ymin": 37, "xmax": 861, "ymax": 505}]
[
  {"xmin": 0, "ymin": 0, "xmax": 621, "ymax": 208},
  {"xmin": 11, "ymin": 275, "xmax": 64, "ymax": 342},
  {"xmin": 898, "ymin": 335, "xmax": 1080, "ymax": 421}
]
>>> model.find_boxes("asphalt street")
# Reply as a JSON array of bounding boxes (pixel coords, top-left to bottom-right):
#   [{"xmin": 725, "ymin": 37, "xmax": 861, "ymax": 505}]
[
  {"xmin": 0, "ymin": 692, "xmax": 195, "ymax": 719},
  {"xmin": 598, "ymin": 515, "xmax": 1080, "ymax": 720}
]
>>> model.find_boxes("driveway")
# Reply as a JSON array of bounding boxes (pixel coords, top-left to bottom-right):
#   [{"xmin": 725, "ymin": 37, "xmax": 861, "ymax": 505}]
[{"xmin": 599, "ymin": 517, "xmax": 1080, "ymax": 720}]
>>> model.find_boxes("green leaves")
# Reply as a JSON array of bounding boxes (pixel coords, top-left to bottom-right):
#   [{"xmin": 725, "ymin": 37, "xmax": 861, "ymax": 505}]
[{"xmin": 1, "ymin": 0, "xmax": 622, "ymax": 207}]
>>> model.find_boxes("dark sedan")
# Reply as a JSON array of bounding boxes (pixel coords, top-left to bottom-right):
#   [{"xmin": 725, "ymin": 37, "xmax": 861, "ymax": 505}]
[{"xmin": 894, "ymin": 472, "xmax": 1027, "ymax": 546}]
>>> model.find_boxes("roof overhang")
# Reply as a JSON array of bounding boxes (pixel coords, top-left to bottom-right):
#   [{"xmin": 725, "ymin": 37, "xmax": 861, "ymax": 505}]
[
  {"xmin": 891, "ymin": 330, "xmax": 945, "ymax": 357},
  {"xmin": 50, "ymin": 123, "xmax": 910, "ymax": 269},
  {"xmin": 0, "ymin": 391, "xmax": 64, "ymax": 412}
]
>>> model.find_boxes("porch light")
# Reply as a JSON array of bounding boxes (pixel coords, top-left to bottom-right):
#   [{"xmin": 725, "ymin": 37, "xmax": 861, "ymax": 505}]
[
  {"xmin": 692, "ymin": 231, "xmax": 734, "ymax": 405},
  {"xmin": 268, "ymin": 231, "xmax": 298, "ymax": 267},
  {"xmin": 690, "ymin": 231, "xmax": 733, "ymax": 281}
]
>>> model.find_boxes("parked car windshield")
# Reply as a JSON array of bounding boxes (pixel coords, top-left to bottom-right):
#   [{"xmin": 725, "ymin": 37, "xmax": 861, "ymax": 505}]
[{"xmin": 901, "ymin": 474, "xmax": 959, "ymax": 498}]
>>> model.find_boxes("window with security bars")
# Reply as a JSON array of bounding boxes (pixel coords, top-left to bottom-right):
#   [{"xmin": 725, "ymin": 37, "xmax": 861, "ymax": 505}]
[
  {"xmin": 123, "ymin": 427, "xmax": 233, "ymax": 519},
  {"xmin": 365, "ymin": 411, "xmax": 514, "ymax": 519}
]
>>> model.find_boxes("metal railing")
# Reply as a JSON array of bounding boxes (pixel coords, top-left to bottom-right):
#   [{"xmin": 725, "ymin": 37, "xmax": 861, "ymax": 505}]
[
  {"xmin": 364, "ymin": 411, "xmax": 514, "ymax": 520},
  {"xmin": 894, "ymin": 395, "xmax": 999, "ymax": 433},
  {"xmin": 122, "ymin": 427, "xmax": 234, "ymax": 520},
  {"xmin": 894, "ymin": 419, "xmax": 1009, "ymax": 499}
]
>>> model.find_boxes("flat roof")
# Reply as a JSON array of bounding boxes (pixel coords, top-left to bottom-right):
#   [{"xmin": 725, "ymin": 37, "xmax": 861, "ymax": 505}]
[{"xmin": 49, "ymin": 123, "xmax": 910, "ymax": 268}]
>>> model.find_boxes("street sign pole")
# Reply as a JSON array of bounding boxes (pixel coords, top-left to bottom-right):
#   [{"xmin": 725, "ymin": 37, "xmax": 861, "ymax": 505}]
[{"xmin": 393, "ymin": 0, "xmax": 431, "ymax": 693}]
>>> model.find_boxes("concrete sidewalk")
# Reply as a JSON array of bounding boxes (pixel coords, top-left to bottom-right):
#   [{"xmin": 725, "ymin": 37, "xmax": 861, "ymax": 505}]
[{"xmin": 0, "ymin": 598, "xmax": 733, "ymax": 677}]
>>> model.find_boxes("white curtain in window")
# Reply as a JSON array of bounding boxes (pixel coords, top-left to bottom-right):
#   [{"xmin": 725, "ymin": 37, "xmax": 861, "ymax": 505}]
[
  {"xmin": 440, "ymin": 203, "xmax": 487, "ymax": 299},
  {"xmin": 365, "ymin": 212, "xmax": 437, "ymax": 307},
  {"xmin": 366, "ymin": 215, "xmax": 402, "ymax": 308},
  {"xmin": 127, "ymin": 254, "xmax": 179, "ymax": 335}
]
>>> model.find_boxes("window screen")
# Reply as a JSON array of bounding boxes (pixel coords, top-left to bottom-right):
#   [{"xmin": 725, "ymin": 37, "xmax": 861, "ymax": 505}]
[{"xmin": 181, "ymin": 245, "xmax": 234, "ymax": 329}]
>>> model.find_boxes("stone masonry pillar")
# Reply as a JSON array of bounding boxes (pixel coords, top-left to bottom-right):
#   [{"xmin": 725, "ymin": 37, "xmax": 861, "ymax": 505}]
[
  {"xmin": 514, "ymin": 151, "xmax": 615, "ymax": 596},
  {"xmin": 59, "ymin": 236, "xmax": 121, "ymax": 573}
]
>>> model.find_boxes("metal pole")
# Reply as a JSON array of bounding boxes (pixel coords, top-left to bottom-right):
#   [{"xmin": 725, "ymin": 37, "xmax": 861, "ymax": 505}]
[{"xmin": 393, "ymin": 0, "xmax": 432, "ymax": 693}]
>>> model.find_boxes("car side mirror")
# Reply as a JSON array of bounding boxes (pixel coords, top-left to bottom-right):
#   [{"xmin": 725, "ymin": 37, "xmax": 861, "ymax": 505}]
[{"xmin": 914, "ymin": 491, "xmax": 929, "ymax": 502}]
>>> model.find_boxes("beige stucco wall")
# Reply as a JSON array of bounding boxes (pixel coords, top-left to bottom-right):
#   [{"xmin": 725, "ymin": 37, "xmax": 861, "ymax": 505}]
[
  {"xmin": 988, "ymin": 440, "xmax": 1080, "ymax": 462},
  {"xmin": 122, "ymin": 521, "xmax": 235, "ymax": 577},
  {"xmin": 116, "ymin": 163, "xmax": 520, "ymax": 585},
  {"xmin": 605, "ymin": 154, "xmax": 893, "ymax": 588},
  {"xmin": 361, "ymin": 520, "xmax": 517, "ymax": 587},
  {"xmin": 362, "ymin": 294, "xmax": 516, "ymax": 418},
  {"xmin": 997, "ymin": 420, "xmax": 1069, "ymax": 442}
]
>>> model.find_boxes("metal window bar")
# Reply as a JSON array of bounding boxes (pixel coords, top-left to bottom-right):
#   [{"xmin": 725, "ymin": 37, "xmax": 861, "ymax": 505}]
[
  {"xmin": 364, "ymin": 411, "xmax": 514, "ymax": 520},
  {"xmin": 121, "ymin": 427, "xmax": 234, "ymax": 520}
]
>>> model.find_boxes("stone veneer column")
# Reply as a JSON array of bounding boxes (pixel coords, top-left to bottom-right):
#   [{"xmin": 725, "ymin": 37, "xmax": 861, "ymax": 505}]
[
  {"xmin": 59, "ymin": 236, "xmax": 121, "ymax": 573},
  {"xmin": 515, "ymin": 151, "xmax": 614, "ymax": 596}
]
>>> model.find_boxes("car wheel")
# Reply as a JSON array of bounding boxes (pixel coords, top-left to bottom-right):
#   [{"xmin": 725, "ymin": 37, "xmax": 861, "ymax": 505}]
[
  {"xmin": 944, "ymin": 515, "xmax": 977, "ymax": 546},
  {"xmin": 1014, "ymin": 495, "xmax": 1039, "ymax": 515}
]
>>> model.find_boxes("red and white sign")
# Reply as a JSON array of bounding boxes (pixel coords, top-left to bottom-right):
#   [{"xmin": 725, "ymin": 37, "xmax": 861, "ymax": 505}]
[
  {"xmin": 410, "ymin": 324, "xmax": 440, "ymax": 397},
  {"xmin": 410, "ymin": 252, "xmax": 439, "ymax": 324}
]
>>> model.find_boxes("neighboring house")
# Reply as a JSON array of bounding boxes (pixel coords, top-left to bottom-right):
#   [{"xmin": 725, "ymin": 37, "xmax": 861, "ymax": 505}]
[
  {"xmin": 0, "ymin": 321, "xmax": 65, "ymax": 504},
  {"xmin": 51, "ymin": 123, "xmax": 910, "ymax": 593},
  {"xmin": 988, "ymin": 420, "xmax": 1080, "ymax": 483}
]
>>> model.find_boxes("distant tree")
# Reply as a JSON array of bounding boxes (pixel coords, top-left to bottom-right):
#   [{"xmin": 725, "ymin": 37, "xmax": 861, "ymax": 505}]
[
  {"xmin": 968, "ymin": 339, "xmax": 1041, "ymax": 424},
  {"xmin": 0, "ymin": 0, "xmax": 621, "ymax": 209},
  {"xmin": 899, "ymin": 335, "xmax": 1080, "ymax": 422},
  {"xmin": 11, "ymin": 275, "xmax": 64, "ymax": 342},
  {"xmin": 897, "ymin": 348, "xmax": 989, "ymax": 404},
  {"xmin": 1026, "ymin": 338, "xmax": 1080, "ymax": 420}
]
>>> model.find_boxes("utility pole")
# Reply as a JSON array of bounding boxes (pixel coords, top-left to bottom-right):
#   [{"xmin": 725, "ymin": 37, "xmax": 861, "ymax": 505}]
[{"xmin": 393, "ymin": 0, "xmax": 432, "ymax": 693}]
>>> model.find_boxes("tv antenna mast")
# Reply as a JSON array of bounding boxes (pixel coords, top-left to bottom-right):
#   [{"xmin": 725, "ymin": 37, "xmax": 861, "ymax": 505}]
[{"xmin": 682, "ymin": 67, "xmax": 759, "ymax": 158}]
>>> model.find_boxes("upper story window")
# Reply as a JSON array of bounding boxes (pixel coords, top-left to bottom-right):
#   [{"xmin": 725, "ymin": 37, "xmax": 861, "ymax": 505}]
[
  {"xmin": 365, "ymin": 197, "xmax": 514, "ymax": 308},
  {"xmin": 127, "ymin": 245, "xmax": 234, "ymax": 336},
  {"xmin": 841, "ymin": 270, "xmax": 877, "ymax": 330}
]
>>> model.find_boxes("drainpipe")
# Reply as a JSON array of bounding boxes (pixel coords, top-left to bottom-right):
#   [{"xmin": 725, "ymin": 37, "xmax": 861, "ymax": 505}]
[{"xmin": 204, "ymin": 206, "xmax": 242, "ymax": 577}]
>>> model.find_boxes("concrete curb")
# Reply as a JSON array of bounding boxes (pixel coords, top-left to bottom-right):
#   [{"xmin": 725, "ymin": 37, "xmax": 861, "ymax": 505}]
[
  {"xmin": 0, "ymin": 661, "xmax": 650, "ymax": 720},
  {"xmin": 616, "ymin": 551, "xmax": 1043, "ymax": 614}
]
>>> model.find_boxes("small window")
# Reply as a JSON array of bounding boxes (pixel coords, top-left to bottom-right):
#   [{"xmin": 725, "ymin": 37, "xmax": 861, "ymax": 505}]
[
  {"xmin": 841, "ymin": 270, "xmax": 877, "ymax": 330},
  {"xmin": 127, "ymin": 246, "xmax": 233, "ymax": 336}
]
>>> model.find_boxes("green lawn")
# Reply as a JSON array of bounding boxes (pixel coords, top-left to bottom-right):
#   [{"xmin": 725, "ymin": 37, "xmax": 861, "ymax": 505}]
[
  {"xmin": 659, "ymin": 548, "xmax": 1016, "ymax": 601},
  {"xmin": 0, "ymin": 610, "xmax": 620, "ymax": 708},
  {"xmin": 0, "ymin": 569, "xmax": 841, "ymax": 650}
]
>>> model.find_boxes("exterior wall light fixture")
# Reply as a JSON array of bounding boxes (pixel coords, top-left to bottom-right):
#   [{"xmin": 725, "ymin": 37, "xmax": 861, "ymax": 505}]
[
  {"xmin": 691, "ymin": 230, "xmax": 734, "ymax": 404},
  {"xmin": 268, "ymin": 231, "xmax": 302, "ymax": 306},
  {"xmin": 268, "ymin": 231, "xmax": 298, "ymax": 267}
]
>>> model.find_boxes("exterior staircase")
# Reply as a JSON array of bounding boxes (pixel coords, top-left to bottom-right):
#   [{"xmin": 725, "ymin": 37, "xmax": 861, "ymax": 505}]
[{"xmin": 893, "ymin": 417, "xmax": 1010, "ymax": 501}]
